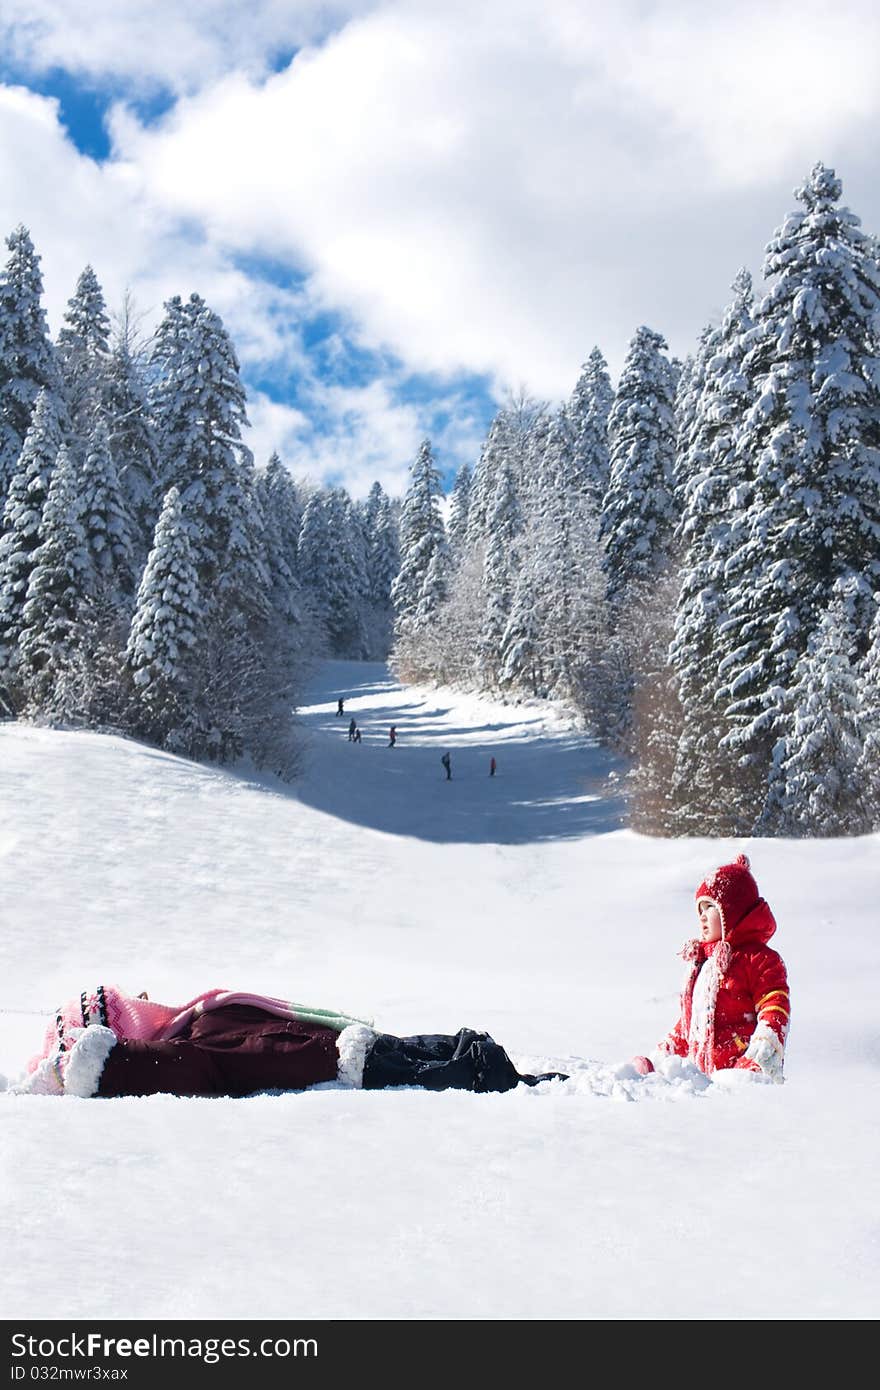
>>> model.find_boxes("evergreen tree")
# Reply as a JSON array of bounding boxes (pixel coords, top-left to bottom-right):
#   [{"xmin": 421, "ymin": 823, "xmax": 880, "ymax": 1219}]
[
  {"xmin": 259, "ymin": 452, "xmax": 302, "ymax": 570},
  {"xmin": 856, "ymin": 600, "xmax": 880, "ymax": 828},
  {"xmin": 105, "ymin": 299, "xmax": 160, "ymax": 560},
  {"xmin": 600, "ymin": 325, "xmax": 677, "ymax": 605},
  {"xmin": 479, "ymin": 462, "xmax": 522, "ymax": 684},
  {"xmin": 760, "ymin": 591, "xmax": 869, "ymax": 835},
  {"xmin": 78, "ymin": 411, "xmax": 137, "ymax": 604},
  {"xmin": 297, "ymin": 489, "xmax": 333, "ymax": 645},
  {"xmin": 567, "ymin": 346, "xmax": 613, "ymax": 505},
  {"xmin": 499, "ymin": 565, "xmax": 544, "ymax": 694},
  {"xmin": 670, "ymin": 327, "xmax": 716, "ymax": 514},
  {"xmin": 466, "ymin": 415, "xmax": 512, "ymax": 546},
  {"xmin": 668, "ymin": 272, "xmax": 755, "ymax": 830},
  {"xmin": 333, "ymin": 488, "xmax": 369, "ymax": 654},
  {"xmin": 447, "ymin": 462, "xmax": 472, "ymax": 554},
  {"xmin": 0, "ymin": 227, "xmax": 55, "ymax": 509},
  {"xmin": 126, "ymin": 486, "xmax": 201, "ymax": 730},
  {"xmin": 370, "ymin": 493, "xmax": 400, "ymax": 606},
  {"xmin": 506, "ymin": 408, "xmax": 607, "ymax": 706},
  {"xmin": 256, "ymin": 453, "xmax": 302, "ymax": 624},
  {"xmin": 717, "ymin": 164, "xmax": 880, "ymax": 787},
  {"xmin": 0, "ymin": 389, "xmax": 63, "ymax": 675},
  {"xmin": 56, "ymin": 265, "xmax": 111, "ymax": 446},
  {"xmin": 149, "ymin": 293, "xmax": 264, "ymax": 625},
  {"xmin": 360, "ymin": 479, "xmax": 384, "ymax": 539},
  {"xmin": 359, "ymin": 483, "xmax": 398, "ymax": 607},
  {"xmin": 17, "ymin": 444, "xmax": 88, "ymax": 706},
  {"xmin": 359, "ymin": 488, "xmax": 400, "ymax": 661},
  {"xmin": 518, "ymin": 407, "xmax": 552, "ymax": 518},
  {"xmin": 418, "ymin": 548, "xmax": 449, "ymax": 628},
  {"xmin": 391, "ymin": 438, "xmax": 448, "ymax": 634}
]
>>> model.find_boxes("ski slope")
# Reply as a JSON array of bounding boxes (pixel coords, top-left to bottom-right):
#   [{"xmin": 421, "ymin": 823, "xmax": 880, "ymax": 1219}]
[{"xmin": 1, "ymin": 661, "xmax": 878, "ymax": 1320}]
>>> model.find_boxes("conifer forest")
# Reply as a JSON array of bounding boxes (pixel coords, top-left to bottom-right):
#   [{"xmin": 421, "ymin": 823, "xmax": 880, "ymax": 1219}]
[{"xmin": 1, "ymin": 162, "xmax": 878, "ymax": 836}]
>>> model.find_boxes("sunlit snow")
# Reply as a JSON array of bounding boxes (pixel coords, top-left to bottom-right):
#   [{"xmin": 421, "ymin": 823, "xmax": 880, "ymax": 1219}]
[{"xmin": 1, "ymin": 661, "xmax": 877, "ymax": 1320}]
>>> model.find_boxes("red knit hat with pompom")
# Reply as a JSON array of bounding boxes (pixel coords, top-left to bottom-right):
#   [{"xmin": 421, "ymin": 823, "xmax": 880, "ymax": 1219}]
[{"xmin": 695, "ymin": 854, "xmax": 760, "ymax": 938}]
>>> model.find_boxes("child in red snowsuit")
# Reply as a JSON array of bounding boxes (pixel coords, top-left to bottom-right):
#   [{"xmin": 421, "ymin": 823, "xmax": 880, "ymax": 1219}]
[{"xmin": 632, "ymin": 854, "xmax": 790, "ymax": 1082}]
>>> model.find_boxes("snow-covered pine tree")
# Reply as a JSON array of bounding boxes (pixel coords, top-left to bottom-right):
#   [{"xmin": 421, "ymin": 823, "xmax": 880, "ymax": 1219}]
[
  {"xmin": 670, "ymin": 326, "xmax": 717, "ymax": 514},
  {"xmin": 499, "ymin": 564, "xmax": 545, "ymax": 695},
  {"xmin": 479, "ymin": 461, "xmax": 522, "ymax": 686},
  {"xmin": 0, "ymin": 388, "xmax": 63, "ymax": 683},
  {"xmin": 497, "ymin": 413, "xmax": 565, "ymax": 700},
  {"xmin": 668, "ymin": 271, "xmax": 755, "ymax": 831},
  {"xmin": 360, "ymin": 479, "xmax": 384, "ymax": 539},
  {"xmin": 391, "ymin": 438, "xmax": 448, "ymax": 636},
  {"xmin": 624, "ymin": 571, "xmax": 686, "ymax": 834},
  {"xmin": 370, "ymin": 493, "xmax": 400, "ymax": 602},
  {"xmin": 259, "ymin": 452, "xmax": 302, "ymax": 571},
  {"xmin": 17, "ymin": 444, "xmax": 88, "ymax": 709},
  {"xmin": 296, "ymin": 488, "xmax": 335, "ymax": 652},
  {"xmin": 126, "ymin": 485, "xmax": 201, "ymax": 737},
  {"xmin": 335, "ymin": 489, "xmax": 370, "ymax": 656},
  {"xmin": 600, "ymin": 325, "xmax": 677, "ymax": 606},
  {"xmin": 56, "ymin": 265, "xmax": 111, "ymax": 450},
  {"xmin": 855, "ymin": 598, "xmax": 880, "ymax": 828},
  {"xmin": 147, "ymin": 294, "xmax": 189, "ymax": 496},
  {"xmin": 0, "ymin": 227, "xmax": 56, "ymax": 511},
  {"xmin": 419, "ymin": 548, "xmax": 449, "ymax": 626},
  {"xmin": 145, "ymin": 294, "xmax": 305, "ymax": 765},
  {"xmin": 105, "ymin": 296, "xmax": 161, "ymax": 563},
  {"xmin": 517, "ymin": 407, "xmax": 553, "ymax": 520},
  {"xmin": 466, "ymin": 415, "xmax": 513, "ymax": 547},
  {"xmin": 567, "ymin": 346, "xmax": 613, "ymax": 506},
  {"xmin": 541, "ymin": 411, "xmax": 608, "ymax": 706},
  {"xmin": 150, "ymin": 293, "xmax": 265, "ymax": 627},
  {"xmin": 362, "ymin": 490, "xmax": 399, "ymax": 660},
  {"xmin": 759, "ymin": 588, "xmax": 869, "ymax": 835},
  {"xmin": 297, "ymin": 487, "xmax": 368, "ymax": 656},
  {"xmin": 717, "ymin": 165, "xmax": 880, "ymax": 806},
  {"xmin": 446, "ymin": 462, "xmax": 472, "ymax": 555},
  {"xmin": 256, "ymin": 453, "xmax": 302, "ymax": 625},
  {"xmin": 78, "ymin": 411, "xmax": 137, "ymax": 606}
]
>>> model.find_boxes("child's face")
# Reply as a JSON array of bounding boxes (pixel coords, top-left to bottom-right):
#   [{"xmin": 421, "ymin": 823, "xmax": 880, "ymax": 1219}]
[{"xmin": 697, "ymin": 898, "xmax": 723, "ymax": 942}]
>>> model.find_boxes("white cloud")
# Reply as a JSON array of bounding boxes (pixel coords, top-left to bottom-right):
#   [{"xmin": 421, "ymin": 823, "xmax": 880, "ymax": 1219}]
[
  {"xmin": 103, "ymin": 0, "xmax": 880, "ymax": 393},
  {"xmin": 1, "ymin": 1, "xmax": 879, "ymax": 494},
  {"xmin": 247, "ymin": 377, "xmax": 486, "ymax": 500},
  {"xmin": 0, "ymin": 1, "xmax": 372, "ymax": 94},
  {"xmin": 0, "ymin": 82, "xmax": 455, "ymax": 498}
]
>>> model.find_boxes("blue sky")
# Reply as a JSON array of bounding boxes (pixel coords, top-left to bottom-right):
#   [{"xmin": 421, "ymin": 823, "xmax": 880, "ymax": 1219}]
[{"xmin": 0, "ymin": 1, "xmax": 878, "ymax": 498}]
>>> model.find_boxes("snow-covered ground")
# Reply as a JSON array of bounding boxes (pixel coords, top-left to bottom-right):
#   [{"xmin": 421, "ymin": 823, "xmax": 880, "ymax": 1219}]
[{"xmin": 1, "ymin": 660, "xmax": 878, "ymax": 1320}]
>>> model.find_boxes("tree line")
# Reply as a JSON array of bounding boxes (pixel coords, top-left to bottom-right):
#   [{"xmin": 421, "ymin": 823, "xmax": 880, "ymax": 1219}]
[
  {"xmin": 0, "ymin": 234, "xmax": 399, "ymax": 773},
  {"xmin": 391, "ymin": 163, "xmax": 880, "ymax": 836}
]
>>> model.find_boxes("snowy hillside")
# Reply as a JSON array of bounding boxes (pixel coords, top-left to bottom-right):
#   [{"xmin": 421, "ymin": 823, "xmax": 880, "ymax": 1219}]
[{"xmin": 1, "ymin": 661, "xmax": 878, "ymax": 1320}]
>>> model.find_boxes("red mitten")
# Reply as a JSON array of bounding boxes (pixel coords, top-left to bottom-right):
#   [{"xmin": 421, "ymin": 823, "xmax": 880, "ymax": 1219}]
[
  {"xmin": 630, "ymin": 1055, "xmax": 654, "ymax": 1075},
  {"xmin": 733, "ymin": 1058, "xmax": 761, "ymax": 1073}
]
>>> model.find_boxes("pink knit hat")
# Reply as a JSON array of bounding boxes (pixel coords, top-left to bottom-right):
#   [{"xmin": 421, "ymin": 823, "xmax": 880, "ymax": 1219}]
[{"xmin": 695, "ymin": 854, "xmax": 760, "ymax": 938}]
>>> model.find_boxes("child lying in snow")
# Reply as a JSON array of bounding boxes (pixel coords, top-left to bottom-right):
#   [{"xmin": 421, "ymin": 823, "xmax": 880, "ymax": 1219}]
[
  {"xmin": 629, "ymin": 854, "xmax": 790, "ymax": 1083},
  {"xmin": 11, "ymin": 987, "xmax": 568, "ymax": 1098}
]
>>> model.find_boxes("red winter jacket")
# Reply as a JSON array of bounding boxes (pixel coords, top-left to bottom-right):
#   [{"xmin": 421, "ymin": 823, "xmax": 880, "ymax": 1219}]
[{"xmin": 657, "ymin": 899, "xmax": 790, "ymax": 1080}]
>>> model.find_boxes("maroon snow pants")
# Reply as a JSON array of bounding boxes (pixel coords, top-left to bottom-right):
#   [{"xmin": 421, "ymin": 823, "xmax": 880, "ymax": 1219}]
[{"xmin": 97, "ymin": 1005, "xmax": 340, "ymax": 1098}]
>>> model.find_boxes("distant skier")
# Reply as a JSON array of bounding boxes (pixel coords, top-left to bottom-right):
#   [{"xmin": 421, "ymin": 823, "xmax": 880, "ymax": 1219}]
[
  {"xmin": 489, "ymin": 756, "xmax": 496, "ymax": 777},
  {"xmin": 348, "ymin": 718, "xmax": 357, "ymax": 741},
  {"xmin": 353, "ymin": 727, "xmax": 362, "ymax": 743},
  {"xmin": 388, "ymin": 726, "xmax": 397, "ymax": 747},
  {"xmin": 441, "ymin": 752, "xmax": 452, "ymax": 780},
  {"xmin": 337, "ymin": 698, "xmax": 345, "ymax": 716}
]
